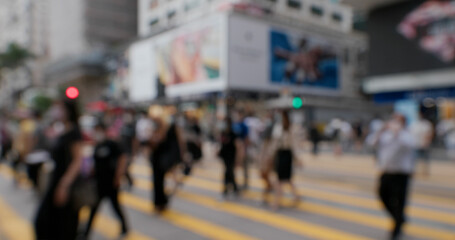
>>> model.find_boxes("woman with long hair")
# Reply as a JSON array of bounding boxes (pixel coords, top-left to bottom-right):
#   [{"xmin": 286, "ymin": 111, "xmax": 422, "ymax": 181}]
[
  {"xmin": 271, "ymin": 111, "xmax": 301, "ymax": 210},
  {"xmin": 34, "ymin": 99, "xmax": 84, "ymax": 240}
]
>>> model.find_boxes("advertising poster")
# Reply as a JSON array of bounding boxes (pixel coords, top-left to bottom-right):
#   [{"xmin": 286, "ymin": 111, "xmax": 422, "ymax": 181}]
[
  {"xmin": 270, "ymin": 29, "xmax": 339, "ymax": 89},
  {"xmin": 156, "ymin": 25, "xmax": 221, "ymax": 86}
]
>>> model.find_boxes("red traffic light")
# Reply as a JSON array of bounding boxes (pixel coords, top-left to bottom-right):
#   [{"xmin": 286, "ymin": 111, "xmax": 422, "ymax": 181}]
[{"xmin": 66, "ymin": 87, "xmax": 79, "ymax": 99}]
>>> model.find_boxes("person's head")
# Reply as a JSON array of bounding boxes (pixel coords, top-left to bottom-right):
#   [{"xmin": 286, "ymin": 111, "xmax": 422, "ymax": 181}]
[
  {"xmin": 93, "ymin": 122, "xmax": 107, "ymax": 143},
  {"xmin": 282, "ymin": 111, "xmax": 290, "ymax": 131},
  {"xmin": 389, "ymin": 114, "xmax": 407, "ymax": 131},
  {"xmin": 52, "ymin": 99, "xmax": 80, "ymax": 126},
  {"xmin": 224, "ymin": 117, "xmax": 233, "ymax": 133}
]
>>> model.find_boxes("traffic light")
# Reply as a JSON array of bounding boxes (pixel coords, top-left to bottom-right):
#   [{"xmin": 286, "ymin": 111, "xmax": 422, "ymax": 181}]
[
  {"xmin": 292, "ymin": 97, "xmax": 303, "ymax": 109},
  {"xmin": 65, "ymin": 86, "xmax": 79, "ymax": 99}
]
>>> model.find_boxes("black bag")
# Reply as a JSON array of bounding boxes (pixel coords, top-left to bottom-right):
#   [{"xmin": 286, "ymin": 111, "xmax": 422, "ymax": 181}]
[
  {"xmin": 187, "ymin": 141, "xmax": 202, "ymax": 161},
  {"xmin": 70, "ymin": 176, "xmax": 98, "ymax": 211}
]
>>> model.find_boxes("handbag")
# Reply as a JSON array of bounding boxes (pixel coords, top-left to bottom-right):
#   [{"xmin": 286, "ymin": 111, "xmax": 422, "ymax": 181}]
[{"xmin": 70, "ymin": 175, "xmax": 98, "ymax": 211}]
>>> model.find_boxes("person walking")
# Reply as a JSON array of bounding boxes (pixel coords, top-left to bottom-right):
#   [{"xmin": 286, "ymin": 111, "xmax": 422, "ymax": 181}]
[
  {"xmin": 83, "ymin": 123, "xmax": 129, "ymax": 239},
  {"xmin": 150, "ymin": 115, "xmax": 185, "ymax": 213},
  {"xmin": 34, "ymin": 99, "xmax": 84, "ymax": 240},
  {"xmin": 271, "ymin": 111, "xmax": 301, "ymax": 210},
  {"xmin": 218, "ymin": 117, "xmax": 244, "ymax": 198},
  {"xmin": 409, "ymin": 112, "xmax": 433, "ymax": 176},
  {"xmin": 232, "ymin": 110, "xmax": 249, "ymax": 190},
  {"xmin": 120, "ymin": 110, "xmax": 136, "ymax": 189},
  {"xmin": 308, "ymin": 123, "xmax": 320, "ymax": 156},
  {"xmin": 368, "ymin": 114, "xmax": 416, "ymax": 240}
]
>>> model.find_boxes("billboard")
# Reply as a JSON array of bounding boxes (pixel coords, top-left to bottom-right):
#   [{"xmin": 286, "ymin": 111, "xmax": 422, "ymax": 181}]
[
  {"xmin": 129, "ymin": 15, "xmax": 226, "ymax": 101},
  {"xmin": 228, "ymin": 15, "xmax": 340, "ymax": 94},
  {"xmin": 368, "ymin": 0, "xmax": 455, "ymax": 77},
  {"xmin": 155, "ymin": 25, "xmax": 221, "ymax": 86},
  {"xmin": 129, "ymin": 39, "xmax": 157, "ymax": 102},
  {"xmin": 270, "ymin": 29, "xmax": 339, "ymax": 89}
]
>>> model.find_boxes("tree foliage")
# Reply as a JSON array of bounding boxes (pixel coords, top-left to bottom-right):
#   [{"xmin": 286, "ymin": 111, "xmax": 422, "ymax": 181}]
[{"xmin": 0, "ymin": 43, "xmax": 34, "ymax": 69}]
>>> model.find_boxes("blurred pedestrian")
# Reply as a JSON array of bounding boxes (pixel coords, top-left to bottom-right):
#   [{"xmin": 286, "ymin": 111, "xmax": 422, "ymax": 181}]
[
  {"xmin": 150, "ymin": 115, "xmax": 185, "ymax": 213},
  {"xmin": 0, "ymin": 116, "xmax": 12, "ymax": 162},
  {"xmin": 308, "ymin": 123, "xmax": 320, "ymax": 156},
  {"xmin": 120, "ymin": 110, "xmax": 136, "ymax": 189},
  {"xmin": 25, "ymin": 111, "xmax": 51, "ymax": 193},
  {"xmin": 83, "ymin": 123, "xmax": 129, "ymax": 239},
  {"xmin": 232, "ymin": 110, "xmax": 249, "ymax": 190},
  {"xmin": 135, "ymin": 110, "xmax": 154, "ymax": 159},
  {"xmin": 258, "ymin": 114, "xmax": 275, "ymax": 203},
  {"xmin": 34, "ymin": 99, "xmax": 84, "ymax": 240},
  {"xmin": 409, "ymin": 112, "xmax": 433, "ymax": 176},
  {"xmin": 271, "ymin": 111, "xmax": 301, "ymax": 210},
  {"xmin": 218, "ymin": 117, "xmax": 244, "ymax": 198},
  {"xmin": 368, "ymin": 114, "xmax": 416, "ymax": 240},
  {"xmin": 184, "ymin": 115, "xmax": 203, "ymax": 165}
]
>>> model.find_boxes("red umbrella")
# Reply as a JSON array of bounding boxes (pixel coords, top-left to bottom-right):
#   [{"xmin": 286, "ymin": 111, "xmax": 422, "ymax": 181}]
[{"xmin": 86, "ymin": 101, "xmax": 108, "ymax": 112}]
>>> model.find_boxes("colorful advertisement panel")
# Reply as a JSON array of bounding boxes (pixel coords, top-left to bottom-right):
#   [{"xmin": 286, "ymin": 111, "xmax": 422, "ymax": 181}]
[
  {"xmin": 156, "ymin": 25, "xmax": 221, "ymax": 86},
  {"xmin": 270, "ymin": 29, "xmax": 339, "ymax": 89}
]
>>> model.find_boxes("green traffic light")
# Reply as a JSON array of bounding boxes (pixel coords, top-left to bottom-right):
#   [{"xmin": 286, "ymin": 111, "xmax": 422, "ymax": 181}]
[{"xmin": 292, "ymin": 97, "xmax": 303, "ymax": 109}]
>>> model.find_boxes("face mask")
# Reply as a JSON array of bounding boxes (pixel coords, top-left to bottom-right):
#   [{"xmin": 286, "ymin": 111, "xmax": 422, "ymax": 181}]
[{"xmin": 94, "ymin": 132, "xmax": 105, "ymax": 142}]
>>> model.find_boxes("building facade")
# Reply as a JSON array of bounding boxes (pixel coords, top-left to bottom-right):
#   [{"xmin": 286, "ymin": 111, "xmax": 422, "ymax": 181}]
[{"xmin": 128, "ymin": 0, "xmax": 374, "ymax": 120}]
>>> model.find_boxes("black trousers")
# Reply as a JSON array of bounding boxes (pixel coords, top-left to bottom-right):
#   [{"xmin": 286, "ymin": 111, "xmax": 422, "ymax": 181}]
[
  {"xmin": 151, "ymin": 158, "xmax": 168, "ymax": 208},
  {"xmin": 378, "ymin": 173, "xmax": 411, "ymax": 238},
  {"xmin": 35, "ymin": 186, "xmax": 79, "ymax": 240},
  {"xmin": 223, "ymin": 160, "xmax": 238, "ymax": 194},
  {"xmin": 84, "ymin": 187, "xmax": 128, "ymax": 237},
  {"xmin": 27, "ymin": 163, "xmax": 43, "ymax": 189}
]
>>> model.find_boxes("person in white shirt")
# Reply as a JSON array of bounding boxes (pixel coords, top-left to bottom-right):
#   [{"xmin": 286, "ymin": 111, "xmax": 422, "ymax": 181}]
[
  {"xmin": 409, "ymin": 113, "xmax": 433, "ymax": 176},
  {"xmin": 368, "ymin": 114, "xmax": 416, "ymax": 240}
]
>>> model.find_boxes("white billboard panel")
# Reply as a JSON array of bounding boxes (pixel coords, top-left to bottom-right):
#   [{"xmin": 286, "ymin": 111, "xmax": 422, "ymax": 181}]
[{"xmin": 129, "ymin": 39, "xmax": 157, "ymax": 102}]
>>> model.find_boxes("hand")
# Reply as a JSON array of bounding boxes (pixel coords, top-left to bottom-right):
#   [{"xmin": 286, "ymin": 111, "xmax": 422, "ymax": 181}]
[
  {"xmin": 54, "ymin": 184, "xmax": 69, "ymax": 206},
  {"xmin": 113, "ymin": 177, "xmax": 121, "ymax": 188}
]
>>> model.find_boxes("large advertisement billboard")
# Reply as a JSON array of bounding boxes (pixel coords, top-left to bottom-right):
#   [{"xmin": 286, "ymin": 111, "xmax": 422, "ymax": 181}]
[
  {"xmin": 228, "ymin": 15, "xmax": 340, "ymax": 94},
  {"xmin": 368, "ymin": 0, "xmax": 455, "ymax": 77},
  {"xmin": 129, "ymin": 14, "xmax": 226, "ymax": 101},
  {"xmin": 270, "ymin": 29, "xmax": 339, "ymax": 89}
]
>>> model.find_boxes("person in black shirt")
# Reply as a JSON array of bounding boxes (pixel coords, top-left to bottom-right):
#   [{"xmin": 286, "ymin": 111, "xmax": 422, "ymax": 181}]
[
  {"xmin": 218, "ymin": 117, "xmax": 244, "ymax": 197},
  {"xmin": 83, "ymin": 123, "xmax": 129, "ymax": 238},
  {"xmin": 34, "ymin": 99, "xmax": 84, "ymax": 240}
]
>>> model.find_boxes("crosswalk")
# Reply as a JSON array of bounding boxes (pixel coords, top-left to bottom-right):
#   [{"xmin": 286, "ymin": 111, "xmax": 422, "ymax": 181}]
[{"xmin": 0, "ymin": 154, "xmax": 454, "ymax": 240}]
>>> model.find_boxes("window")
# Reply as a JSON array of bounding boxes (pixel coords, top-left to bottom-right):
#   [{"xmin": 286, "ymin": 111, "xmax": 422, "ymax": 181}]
[
  {"xmin": 149, "ymin": 18, "xmax": 159, "ymax": 26},
  {"xmin": 287, "ymin": 0, "xmax": 301, "ymax": 10},
  {"xmin": 311, "ymin": 5, "xmax": 323, "ymax": 17},
  {"xmin": 167, "ymin": 10, "xmax": 176, "ymax": 19},
  {"xmin": 331, "ymin": 13, "xmax": 342, "ymax": 22}
]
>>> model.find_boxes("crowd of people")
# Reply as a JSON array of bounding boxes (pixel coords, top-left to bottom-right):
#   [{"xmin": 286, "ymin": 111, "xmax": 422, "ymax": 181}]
[{"xmin": 0, "ymin": 97, "xmax": 446, "ymax": 240}]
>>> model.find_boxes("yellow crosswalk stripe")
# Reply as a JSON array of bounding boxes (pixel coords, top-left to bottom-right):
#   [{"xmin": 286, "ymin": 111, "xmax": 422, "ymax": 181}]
[
  {"xmin": 130, "ymin": 167, "xmax": 455, "ymax": 240},
  {"xmin": 79, "ymin": 207, "xmax": 154, "ymax": 240},
  {"xmin": 184, "ymin": 175, "xmax": 455, "ymax": 240},
  {"xmin": 119, "ymin": 193, "xmax": 259, "ymax": 240},
  {"xmin": 0, "ymin": 197, "xmax": 34, "ymax": 240},
  {"xmin": 131, "ymin": 163, "xmax": 455, "ymax": 226},
  {"xmin": 0, "ymin": 164, "xmax": 154, "ymax": 240},
  {"xmin": 132, "ymin": 178, "xmax": 372, "ymax": 240},
  {"xmin": 192, "ymin": 166, "xmax": 455, "ymax": 225}
]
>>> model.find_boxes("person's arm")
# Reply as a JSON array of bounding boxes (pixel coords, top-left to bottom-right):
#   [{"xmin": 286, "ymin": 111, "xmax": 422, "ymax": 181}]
[
  {"xmin": 114, "ymin": 154, "xmax": 128, "ymax": 188},
  {"xmin": 235, "ymin": 139, "xmax": 245, "ymax": 167},
  {"xmin": 176, "ymin": 126, "xmax": 188, "ymax": 163},
  {"xmin": 54, "ymin": 140, "xmax": 84, "ymax": 206}
]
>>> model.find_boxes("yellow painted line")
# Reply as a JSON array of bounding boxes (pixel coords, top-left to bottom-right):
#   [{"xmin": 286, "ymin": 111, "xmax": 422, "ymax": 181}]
[
  {"xmin": 131, "ymin": 169, "xmax": 455, "ymax": 240},
  {"xmin": 181, "ymin": 177, "xmax": 455, "ymax": 240},
  {"xmin": 0, "ymin": 197, "xmax": 33, "ymax": 240},
  {"xmin": 79, "ymin": 207, "xmax": 154, "ymax": 240},
  {"xmin": 119, "ymin": 193, "xmax": 258, "ymax": 240},
  {"xmin": 189, "ymin": 166, "xmax": 455, "ymax": 225},
  {"xmin": 132, "ymin": 178, "xmax": 371, "ymax": 240}
]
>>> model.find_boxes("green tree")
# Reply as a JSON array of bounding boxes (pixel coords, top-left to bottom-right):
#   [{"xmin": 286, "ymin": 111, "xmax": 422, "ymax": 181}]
[{"xmin": 0, "ymin": 42, "xmax": 34, "ymax": 69}]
